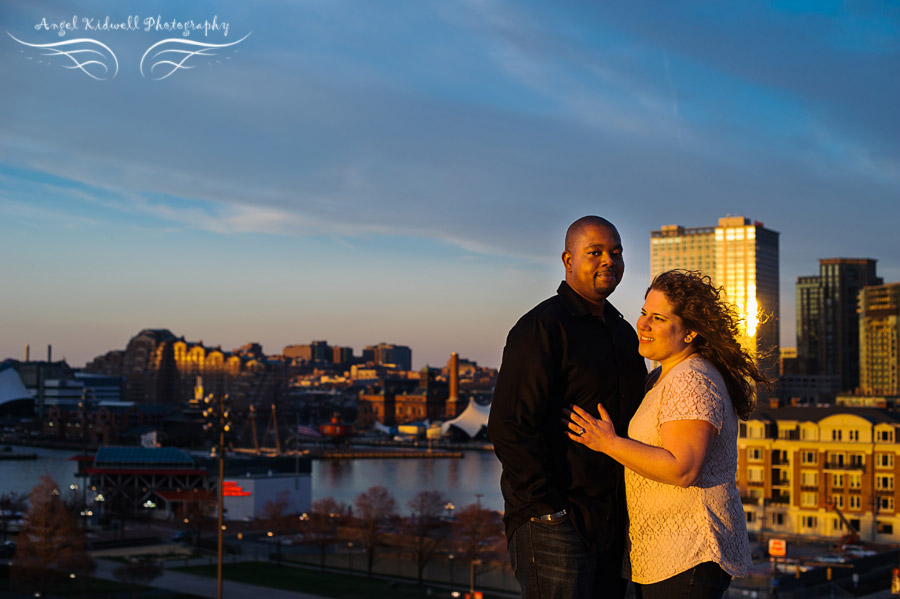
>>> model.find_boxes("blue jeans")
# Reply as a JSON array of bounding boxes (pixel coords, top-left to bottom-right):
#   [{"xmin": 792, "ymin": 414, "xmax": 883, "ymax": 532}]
[
  {"xmin": 508, "ymin": 515, "xmax": 626, "ymax": 599},
  {"xmin": 634, "ymin": 562, "xmax": 731, "ymax": 599}
]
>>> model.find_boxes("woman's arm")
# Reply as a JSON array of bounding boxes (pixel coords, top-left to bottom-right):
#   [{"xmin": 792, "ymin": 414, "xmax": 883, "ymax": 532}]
[{"xmin": 566, "ymin": 403, "xmax": 716, "ymax": 487}]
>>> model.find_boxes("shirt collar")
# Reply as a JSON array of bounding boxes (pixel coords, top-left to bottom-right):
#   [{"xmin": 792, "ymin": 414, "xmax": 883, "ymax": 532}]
[{"xmin": 557, "ymin": 281, "xmax": 624, "ymax": 321}]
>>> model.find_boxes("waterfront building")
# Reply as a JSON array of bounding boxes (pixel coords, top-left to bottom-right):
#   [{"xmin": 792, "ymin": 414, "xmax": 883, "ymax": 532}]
[
  {"xmin": 860, "ymin": 283, "xmax": 900, "ymax": 397},
  {"xmin": 77, "ymin": 446, "xmax": 311, "ymax": 522},
  {"xmin": 650, "ymin": 216, "xmax": 780, "ymax": 378},
  {"xmin": 796, "ymin": 259, "xmax": 882, "ymax": 394},
  {"xmin": 738, "ymin": 406, "xmax": 900, "ymax": 543}
]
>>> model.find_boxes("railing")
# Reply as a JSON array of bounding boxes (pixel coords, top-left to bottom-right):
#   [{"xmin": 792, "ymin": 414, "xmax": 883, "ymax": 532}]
[{"xmin": 823, "ymin": 462, "xmax": 865, "ymax": 470}]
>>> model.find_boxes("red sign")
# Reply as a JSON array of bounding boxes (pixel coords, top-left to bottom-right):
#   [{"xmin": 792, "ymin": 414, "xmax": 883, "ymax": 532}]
[
  {"xmin": 768, "ymin": 538, "xmax": 787, "ymax": 557},
  {"xmin": 223, "ymin": 481, "xmax": 251, "ymax": 497}
]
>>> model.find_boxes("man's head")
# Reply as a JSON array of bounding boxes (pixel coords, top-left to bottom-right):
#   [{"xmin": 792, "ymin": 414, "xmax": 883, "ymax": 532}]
[{"xmin": 562, "ymin": 216, "xmax": 624, "ymax": 314}]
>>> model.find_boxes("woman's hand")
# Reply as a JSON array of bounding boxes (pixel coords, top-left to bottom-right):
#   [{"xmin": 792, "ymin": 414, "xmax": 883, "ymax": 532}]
[{"xmin": 564, "ymin": 403, "xmax": 618, "ymax": 454}]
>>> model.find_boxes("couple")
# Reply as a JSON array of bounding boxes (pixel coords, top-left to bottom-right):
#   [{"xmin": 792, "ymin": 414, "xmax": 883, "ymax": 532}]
[{"xmin": 488, "ymin": 216, "xmax": 768, "ymax": 599}]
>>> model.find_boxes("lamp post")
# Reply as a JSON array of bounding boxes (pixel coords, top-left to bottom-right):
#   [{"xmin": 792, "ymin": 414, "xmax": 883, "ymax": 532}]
[
  {"xmin": 203, "ymin": 394, "xmax": 231, "ymax": 599},
  {"xmin": 448, "ymin": 553, "xmax": 455, "ymax": 592},
  {"xmin": 470, "ymin": 558, "xmax": 482, "ymax": 596},
  {"xmin": 444, "ymin": 502, "xmax": 455, "ymax": 520}
]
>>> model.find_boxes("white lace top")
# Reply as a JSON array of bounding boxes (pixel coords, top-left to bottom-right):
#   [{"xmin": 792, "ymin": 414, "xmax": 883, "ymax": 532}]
[{"xmin": 623, "ymin": 355, "xmax": 751, "ymax": 584}]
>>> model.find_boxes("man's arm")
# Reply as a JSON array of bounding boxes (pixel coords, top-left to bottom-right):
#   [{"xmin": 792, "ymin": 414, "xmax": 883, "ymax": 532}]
[{"xmin": 488, "ymin": 317, "xmax": 564, "ymax": 516}]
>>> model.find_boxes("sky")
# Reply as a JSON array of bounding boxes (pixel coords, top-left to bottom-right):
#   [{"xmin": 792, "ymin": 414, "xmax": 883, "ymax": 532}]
[{"xmin": 1, "ymin": 0, "xmax": 898, "ymax": 370}]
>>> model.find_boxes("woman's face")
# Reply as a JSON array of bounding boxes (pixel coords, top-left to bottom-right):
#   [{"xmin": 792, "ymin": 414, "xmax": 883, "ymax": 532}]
[{"xmin": 636, "ymin": 289, "xmax": 697, "ymax": 372}]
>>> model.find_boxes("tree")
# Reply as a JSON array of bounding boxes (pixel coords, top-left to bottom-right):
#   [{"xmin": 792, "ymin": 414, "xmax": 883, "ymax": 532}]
[
  {"xmin": 0, "ymin": 491, "xmax": 26, "ymax": 542},
  {"xmin": 305, "ymin": 497, "xmax": 349, "ymax": 572},
  {"xmin": 452, "ymin": 503, "xmax": 506, "ymax": 587},
  {"xmin": 113, "ymin": 559, "xmax": 163, "ymax": 599},
  {"xmin": 182, "ymin": 498, "xmax": 215, "ymax": 546},
  {"xmin": 400, "ymin": 490, "xmax": 451, "ymax": 585},
  {"xmin": 260, "ymin": 490, "xmax": 294, "ymax": 564},
  {"xmin": 352, "ymin": 485, "xmax": 396, "ymax": 577},
  {"xmin": 13, "ymin": 474, "xmax": 95, "ymax": 597}
]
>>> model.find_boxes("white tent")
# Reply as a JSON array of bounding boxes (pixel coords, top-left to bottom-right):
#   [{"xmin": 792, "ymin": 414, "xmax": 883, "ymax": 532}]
[
  {"xmin": 441, "ymin": 399, "xmax": 490, "ymax": 438},
  {"xmin": 0, "ymin": 366, "xmax": 30, "ymax": 408}
]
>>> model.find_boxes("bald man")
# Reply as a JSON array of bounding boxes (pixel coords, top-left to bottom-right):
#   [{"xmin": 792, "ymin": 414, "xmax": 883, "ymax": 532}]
[{"xmin": 489, "ymin": 216, "xmax": 647, "ymax": 599}]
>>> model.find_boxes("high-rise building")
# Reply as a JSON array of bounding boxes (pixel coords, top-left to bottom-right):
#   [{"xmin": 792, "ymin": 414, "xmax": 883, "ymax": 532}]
[
  {"xmin": 796, "ymin": 259, "xmax": 882, "ymax": 393},
  {"xmin": 859, "ymin": 283, "xmax": 900, "ymax": 396},
  {"xmin": 650, "ymin": 216, "xmax": 780, "ymax": 378}
]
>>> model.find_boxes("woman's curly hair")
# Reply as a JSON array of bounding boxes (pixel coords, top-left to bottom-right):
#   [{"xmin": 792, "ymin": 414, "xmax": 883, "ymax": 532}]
[{"xmin": 648, "ymin": 269, "xmax": 771, "ymax": 420}]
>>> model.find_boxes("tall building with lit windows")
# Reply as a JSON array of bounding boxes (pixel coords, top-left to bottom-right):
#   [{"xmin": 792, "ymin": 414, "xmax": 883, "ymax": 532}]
[
  {"xmin": 796, "ymin": 259, "xmax": 881, "ymax": 393},
  {"xmin": 860, "ymin": 283, "xmax": 900, "ymax": 396},
  {"xmin": 650, "ymin": 216, "xmax": 780, "ymax": 378}
]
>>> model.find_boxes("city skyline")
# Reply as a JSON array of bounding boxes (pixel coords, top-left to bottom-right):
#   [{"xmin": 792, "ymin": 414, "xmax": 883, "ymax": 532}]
[{"xmin": 2, "ymin": 1, "xmax": 898, "ymax": 370}]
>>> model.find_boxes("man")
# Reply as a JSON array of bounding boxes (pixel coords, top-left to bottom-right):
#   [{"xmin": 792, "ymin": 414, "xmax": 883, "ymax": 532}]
[{"xmin": 488, "ymin": 216, "xmax": 647, "ymax": 599}]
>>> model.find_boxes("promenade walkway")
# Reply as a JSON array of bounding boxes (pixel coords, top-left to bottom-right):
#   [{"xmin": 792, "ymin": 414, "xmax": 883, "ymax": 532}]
[{"xmin": 92, "ymin": 557, "xmax": 329, "ymax": 599}]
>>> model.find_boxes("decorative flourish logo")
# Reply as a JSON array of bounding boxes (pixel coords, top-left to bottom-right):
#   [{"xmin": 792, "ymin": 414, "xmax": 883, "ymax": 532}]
[
  {"xmin": 8, "ymin": 14, "xmax": 249, "ymax": 81},
  {"xmin": 139, "ymin": 34, "xmax": 250, "ymax": 80},
  {"xmin": 8, "ymin": 33, "xmax": 118, "ymax": 80}
]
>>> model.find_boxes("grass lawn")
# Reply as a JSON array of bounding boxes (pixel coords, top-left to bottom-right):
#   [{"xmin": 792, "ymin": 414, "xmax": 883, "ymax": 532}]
[
  {"xmin": 177, "ymin": 561, "xmax": 505, "ymax": 599},
  {"xmin": 0, "ymin": 574, "xmax": 204, "ymax": 599}
]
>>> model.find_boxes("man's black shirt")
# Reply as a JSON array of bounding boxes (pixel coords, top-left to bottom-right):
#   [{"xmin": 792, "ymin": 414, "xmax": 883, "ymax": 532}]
[{"xmin": 488, "ymin": 281, "xmax": 647, "ymax": 550}]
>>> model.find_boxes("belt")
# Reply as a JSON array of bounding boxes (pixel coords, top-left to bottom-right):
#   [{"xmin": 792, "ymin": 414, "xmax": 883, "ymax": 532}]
[{"xmin": 530, "ymin": 509, "xmax": 567, "ymax": 522}]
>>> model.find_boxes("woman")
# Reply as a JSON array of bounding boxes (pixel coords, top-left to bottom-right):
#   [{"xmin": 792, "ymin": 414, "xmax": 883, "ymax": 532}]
[{"xmin": 565, "ymin": 270, "xmax": 768, "ymax": 599}]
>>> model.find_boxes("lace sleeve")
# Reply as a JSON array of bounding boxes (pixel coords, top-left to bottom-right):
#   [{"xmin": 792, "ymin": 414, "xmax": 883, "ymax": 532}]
[{"xmin": 659, "ymin": 367, "xmax": 725, "ymax": 432}]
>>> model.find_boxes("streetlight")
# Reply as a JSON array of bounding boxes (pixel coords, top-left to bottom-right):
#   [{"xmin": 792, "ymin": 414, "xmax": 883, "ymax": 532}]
[
  {"xmin": 347, "ymin": 542, "xmax": 353, "ymax": 570},
  {"xmin": 203, "ymin": 394, "xmax": 232, "ymax": 599},
  {"xmin": 444, "ymin": 502, "xmax": 455, "ymax": 520},
  {"xmin": 470, "ymin": 558, "xmax": 482, "ymax": 596},
  {"xmin": 448, "ymin": 553, "xmax": 455, "ymax": 592}
]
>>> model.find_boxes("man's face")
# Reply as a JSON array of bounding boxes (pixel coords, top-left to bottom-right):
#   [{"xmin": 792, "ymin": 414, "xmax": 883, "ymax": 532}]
[{"xmin": 562, "ymin": 223, "xmax": 624, "ymax": 309}]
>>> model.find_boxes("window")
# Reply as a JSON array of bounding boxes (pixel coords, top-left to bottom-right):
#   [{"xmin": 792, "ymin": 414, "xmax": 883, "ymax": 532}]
[
  {"xmin": 801, "ymin": 427, "xmax": 818, "ymax": 441},
  {"xmin": 748, "ymin": 467, "xmax": 765, "ymax": 483},
  {"xmin": 877, "ymin": 429, "xmax": 894, "ymax": 443},
  {"xmin": 832, "ymin": 430, "xmax": 843, "ymax": 441},
  {"xmin": 849, "ymin": 453, "xmax": 865, "ymax": 468},
  {"xmin": 878, "ymin": 522, "xmax": 894, "ymax": 535},
  {"xmin": 802, "ymin": 450, "xmax": 818, "ymax": 465},
  {"xmin": 771, "ymin": 513, "xmax": 784, "ymax": 525},
  {"xmin": 801, "ymin": 471, "xmax": 819, "ymax": 488},
  {"xmin": 802, "ymin": 516, "xmax": 817, "ymax": 528},
  {"xmin": 849, "ymin": 496, "xmax": 861, "ymax": 510},
  {"xmin": 831, "ymin": 495, "xmax": 844, "ymax": 509},
  {"xmin": 746, "ymin": 511, "xmax": 755, "ymax": 523},
  {"xmin": 801, "ymin": 492, "xmax": 818, "ymax": 507},
  {"xmin": 849, "ymin": 430, "xmax": 859, "ymax": 441},
  {"xmin": 877, "ymin": 453, "xmax": 894, "ymax": 469},
  {"xmin": 880, "ymin": 497, "xmax": 894, "ymax": 511},
  {"xmin": 831, "ymin": 474, "xmax": 845, "ymax": 488},
  {"xmin": 748, "ymin": 447, "xmax": 763, "ymax": 462},
  {"xmin": 877, "ymin": 475, "xmax": 894, "ymax": 491},
  {"xmin": 849, "ymin": 474, "xmax": 862, "ymax": 489}
]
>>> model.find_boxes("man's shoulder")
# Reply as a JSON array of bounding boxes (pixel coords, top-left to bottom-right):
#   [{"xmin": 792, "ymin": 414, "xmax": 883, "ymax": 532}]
[{"xmin": 515, "ymin": 294, "xmax": 567, "ymax": 325}]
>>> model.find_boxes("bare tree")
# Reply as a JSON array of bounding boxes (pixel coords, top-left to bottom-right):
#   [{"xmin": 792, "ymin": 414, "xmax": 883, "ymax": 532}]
[
  {"xmin": 260, "ymin": 490, "xmax": 294, "ymax": 564},
  {"xmin": 13, "ymin": 474, "xmax": 95, "ymax": 597},
  {"xmin": 182, "ymin": 499, "xmax": 215, "ymax": 546},
  {"xmin": 305, "ymin": 497, "xmax": 349, "ymax": 572},
  {"xmin": 452, "ymin": 503, "xmax": 506, "ymax": 586},
  {"xmin": 352, "ymin": 485, "xmax": 396, "ymax": 577},
  {"xmin": 400, "ymin": 490, "xmax": 451, "ymax": 585}
]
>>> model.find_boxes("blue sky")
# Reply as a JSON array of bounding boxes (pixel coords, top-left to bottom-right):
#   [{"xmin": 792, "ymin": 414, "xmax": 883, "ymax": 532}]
[{"xmin": 1, "ymin": 0, "xmax": 898, "ymax": 370}]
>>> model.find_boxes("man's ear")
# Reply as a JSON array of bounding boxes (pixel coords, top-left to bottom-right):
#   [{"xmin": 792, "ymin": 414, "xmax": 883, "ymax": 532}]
[{"xmin": 561, "ymin": 250, "xmax": 572, "ymax": 272}]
